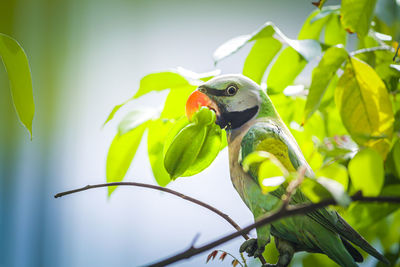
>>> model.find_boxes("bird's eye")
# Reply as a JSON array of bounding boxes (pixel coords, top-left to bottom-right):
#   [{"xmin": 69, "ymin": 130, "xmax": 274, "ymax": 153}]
[{"xmin": 226, "ymin": 85, "xmax": 237, "ymax": 96}]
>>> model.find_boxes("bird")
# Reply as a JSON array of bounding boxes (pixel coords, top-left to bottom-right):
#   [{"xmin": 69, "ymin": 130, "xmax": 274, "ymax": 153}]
[{"xmin": 185, "ymin": 74, "xmax": 389, "ymax": 267}]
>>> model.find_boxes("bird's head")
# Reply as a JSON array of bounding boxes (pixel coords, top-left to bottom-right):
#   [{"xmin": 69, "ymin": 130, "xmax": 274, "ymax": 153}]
[{"xmin": 186, "ymin": 74, "xmax": 261, "ymax": 130}]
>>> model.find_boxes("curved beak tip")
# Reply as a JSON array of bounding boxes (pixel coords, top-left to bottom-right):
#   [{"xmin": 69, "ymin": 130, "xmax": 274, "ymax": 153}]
[{"xmin": 185, "ymin": 90, "xmax": 212, "ymax": 120}]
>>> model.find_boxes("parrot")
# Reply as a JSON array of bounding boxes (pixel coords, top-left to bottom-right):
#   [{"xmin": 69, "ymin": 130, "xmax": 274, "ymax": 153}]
[{"xmin": 185, "ymin": 74, "xmax": 389, "ymax": 267}]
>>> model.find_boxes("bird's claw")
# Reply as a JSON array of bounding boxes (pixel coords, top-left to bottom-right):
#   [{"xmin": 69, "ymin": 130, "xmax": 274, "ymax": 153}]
[{"xmin": 239, "ymin": 238, "xmax": 266, "ymax": 258}]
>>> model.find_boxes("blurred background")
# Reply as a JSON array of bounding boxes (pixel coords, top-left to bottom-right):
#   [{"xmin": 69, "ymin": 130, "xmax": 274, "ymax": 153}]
[{"xmin": 0, "ymin": 1, "xmax": 348, "ymax": 266}]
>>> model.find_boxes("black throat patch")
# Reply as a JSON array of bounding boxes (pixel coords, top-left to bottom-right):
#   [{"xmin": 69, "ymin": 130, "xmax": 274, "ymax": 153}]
[{"xmin": 216, "ymin": 105, "xmax": 259, "ymax": 130}]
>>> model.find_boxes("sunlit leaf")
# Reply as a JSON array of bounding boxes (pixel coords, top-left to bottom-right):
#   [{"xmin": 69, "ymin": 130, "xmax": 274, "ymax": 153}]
[
  {"xmin": 340, "ymin": 0, "xmax": 377, "ymax": 36},
  {"xmin": 0, "ymin": 33, "xmax": 35, "ymax": 138},
  {"xmin": 317, "ymin": 177, "xmax": 351, "ymax": 206},
  {"xmin": 392, "ymin": 140, "xmax": 400, "ymax": 179},
  {"xmin": 106, "ymin": 123, "xmax": 148, "ymax": 195},
  {"xmin": 345, "ymin": 185, "xmax": 400, "ymax": 229},
  {"xmin": 335, "ymin": 57, "xmax": 394, "ymax": 158},
  {"xmin": 267, "ymin": 47, "xmax": 307, "ymax": 94},
  {"xmin": 348, "ymin": 148, "xmax": 384, "ymax": 196},
  {"xmin": 134, "ymin": 71, "xmax": 191, "ymax": 98},
  {"xmin": 304, "ymin": 46, "xmax": 348, "ymax": 122},
  {"xmin": 161, "ymin": 86, "xmax": 196, "ymax": 119},
  {"xmin": 324, "ymin": 14, "xmax": 347, "ymax": 45},
  {"xmin": 302, "ymin": 176, "xmax": 350, "ymax": 206},
  {"xmin": 298, "ymin": 9, "xmax": 330, "ymax": 40},
  {"xmin": 301, "ymin": 178, "xmax": 332, "ymax": 203},
  {"xmin": 148, "ymin": 119, "xmax": 173, "ymax": 187},
  {"xmin": 243, "ymin": 37, "xmax": 282, "ymax": 84},
  {"xmin": 118, "ymin": 108, "xmax": 159, "ymax": 135},
  {"xmin": 316, "ymin": 162, "xmax": 349, "ymax": 190},
  {"xmin": 103, "ymin": 101, "xmax": 128, "ymax": 126},
  {"xmin": 242, "ymin": 151, "xmax": 288, "ymax": 175},
  {"xmin": 213, "ymin": 22, "xmax": 321, "ymax": 64}
]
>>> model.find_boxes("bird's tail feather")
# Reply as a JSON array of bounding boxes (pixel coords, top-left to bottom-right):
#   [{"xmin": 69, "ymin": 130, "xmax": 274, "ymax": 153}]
[{"xmin": 336, "ymin": 216, "xmax": 390, "ymax": 265}]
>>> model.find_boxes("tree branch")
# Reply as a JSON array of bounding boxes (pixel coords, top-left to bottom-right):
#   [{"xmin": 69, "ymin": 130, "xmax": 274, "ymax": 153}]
[
  {"xmin": 55, "ymin": 182, "xmax": 249, "ymax": 239},
  {"xmin": 55, "ymin": 182, "xmax": 267, "ymax": 264},
  {"xmin": 146, "ymin": 194, "xmax": 400, "ymax": 267}
]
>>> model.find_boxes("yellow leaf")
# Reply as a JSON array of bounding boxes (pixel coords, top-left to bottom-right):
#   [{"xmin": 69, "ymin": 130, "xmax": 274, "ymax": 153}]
[{"xmin": 335, "ymin": 57, "xmax": 394, "ymax": 158}]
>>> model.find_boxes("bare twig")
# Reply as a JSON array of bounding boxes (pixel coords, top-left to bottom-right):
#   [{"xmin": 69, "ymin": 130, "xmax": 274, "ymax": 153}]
[
  {"xmin": 55, "ymin": 182, "xmax": 268, "ymax": 265},
  {"xmin": 55, "ymin": 182, "xmax": 247, "ymax": 239},
  {"xmin": 282, "ymin": 166, "xmax": 306, "ymax": 208},
  {"xmin": 147, "ymin": 194, "xmax": 400, "ymax": 267}
]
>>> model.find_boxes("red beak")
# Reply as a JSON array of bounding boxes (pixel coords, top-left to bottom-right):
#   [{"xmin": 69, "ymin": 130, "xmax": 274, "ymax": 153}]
[{"xmin": 186, "ymin": 90, "xmax": 214, "ymax": 120}]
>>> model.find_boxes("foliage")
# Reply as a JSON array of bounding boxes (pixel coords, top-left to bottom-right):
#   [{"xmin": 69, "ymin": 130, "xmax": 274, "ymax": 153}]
[
  {"xmin": 105, "ymin": 0, "xmax": 400, "ymax": 265},
  {"xmin": 0, "ymin": 33, "xmax": 35, "ymax": 138}
]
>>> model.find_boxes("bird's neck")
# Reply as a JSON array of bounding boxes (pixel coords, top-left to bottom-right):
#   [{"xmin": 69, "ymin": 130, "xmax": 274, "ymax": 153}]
[{"xmin": 256, "ymin": 90, "xmax": 279, "ymax": 119}]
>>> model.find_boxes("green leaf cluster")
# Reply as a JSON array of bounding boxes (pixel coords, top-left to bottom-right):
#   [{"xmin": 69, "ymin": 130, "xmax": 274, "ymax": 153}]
[{"xmin": 104, "ymin": 69, "xmax": 223, "ymax": 195}]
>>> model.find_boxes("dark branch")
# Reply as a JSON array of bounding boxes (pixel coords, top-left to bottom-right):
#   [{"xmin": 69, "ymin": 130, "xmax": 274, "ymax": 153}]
[
  {"xmin": 55, "ymin": 182, "xmax": 248, "ymax": 239},
  {"xmin": 147, "ymin": 194, "xmax": 400, "ymax": 267},
  {"xmin": 55, "ymin": 182, "xmax": 267, "ymax": 264}
]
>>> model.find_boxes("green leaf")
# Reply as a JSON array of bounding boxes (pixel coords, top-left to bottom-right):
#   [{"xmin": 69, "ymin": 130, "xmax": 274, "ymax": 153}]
[
  {"xmin": 0, "ymin": 33, "xmax": 35, "ymax": 138},
  {"xmin": 259, "ymin": 160, "xmax": 286, "ymax": 193},
  {"xmin": 345, "ymin": 185, "xmax": 400, "ymax": 229},
  {"xmin": 392, "ymin": 140, "xmax": 400, "ymax": 179},
  {"xmin": 298, "ymin": 9, "xmax": 330, "ymax": 40},
  {"xmin": 340, "ymin": 0, "xmax": 377, "ymax": 36},
  {"xmin": 160, "ymin": 86, "xmax": 196, "ymax": 119},
  {"xmin": 348, "ymin": 148, "xmax": 384, "ymax": 196},
  {"xmin": 242, "ymin": 151, "xmax": 289, "ymax": 176},
  {"xmin": 301, "ymin": 176, "xmax": 350, "ymax": 206},
  {"xmin": 242, "ymin": 37, "xmax": 282, "ymax": 84},
  {"xmin": 213, "ymin": 22, "xmax": 321, "ymax": 64},
  {"xmin": 316, "ymin": 162, "xmax": 349, "ymax": 190},
  {"xmin": 118, "ymin": 108, "xmax": 159, "ymax": 135},
  {"xmin": 134, "ymin": 71, "xmax": 191, "ymax": 98},
  {"xmin": 106, "ymin": 123, "xmax": 148, "ymax": 195},
  {"xmin": 304, "ymin": 46, "xmax": 348, "ymax": 122},
  {"xmin": 103, "ymin": 101, "xmax": 128, "ymax": 126},
  {"xmin": 267, "ymin": 47, "xmax": 307, "ymax": 94},
  {"xmin": 104, "ymin": 69, "xmax": 215, "ymax": 126},
  {"xmin": 317, "ymin": 177, "xmax": 351, "ymax": 206},
  {"xmin": 324, "ymin": 14, "xmax": 347, "ymax": 46},
  {"xmin": 147, "ymin": 119, "xmax": 173, "ymax": 187},
  {"xmin": 335, "ymin": 57, "xmax": 394, "ymax": 158}
]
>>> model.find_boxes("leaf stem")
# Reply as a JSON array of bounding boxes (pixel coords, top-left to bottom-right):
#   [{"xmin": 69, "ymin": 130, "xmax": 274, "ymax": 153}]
[{"xmin": 349, "ymin": 45, "xmax": 395, "ymax": 56}]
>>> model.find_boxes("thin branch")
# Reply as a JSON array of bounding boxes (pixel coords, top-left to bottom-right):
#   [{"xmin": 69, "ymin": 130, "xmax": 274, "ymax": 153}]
[
  {"xmin": 55, "ymin": 182, "xmax": 248, "ymax": 239},
  {"xmin": 350, "ymin": 45, "xmax": 395, "ymax": 56},
  {"xmin": 147, "ymin": 194, "xmax": 400, "ymax": 267},
  {"xmin": 55, "ymin": 182, "xmax": 267, "ymax": 265}
]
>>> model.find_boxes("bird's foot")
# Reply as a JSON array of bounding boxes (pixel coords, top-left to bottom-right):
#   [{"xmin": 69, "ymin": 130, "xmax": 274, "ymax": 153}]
[{"xmin": 239, "ymin": 238, "xmax": 267, "ymax": 258}]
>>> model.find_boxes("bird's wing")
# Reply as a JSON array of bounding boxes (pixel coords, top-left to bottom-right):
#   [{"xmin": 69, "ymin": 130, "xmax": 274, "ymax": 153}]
[{"xmin": 239, "ymin": 120, "xmax": 388, "ymax": 263}]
